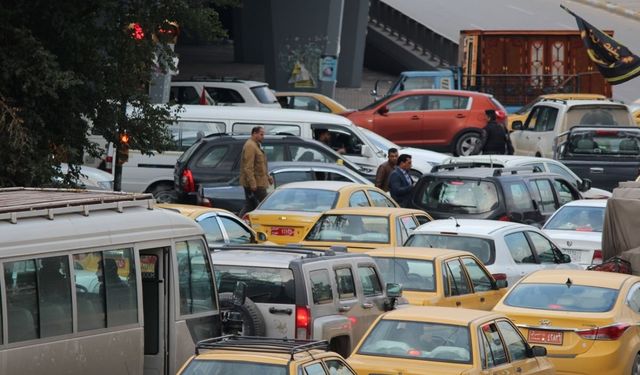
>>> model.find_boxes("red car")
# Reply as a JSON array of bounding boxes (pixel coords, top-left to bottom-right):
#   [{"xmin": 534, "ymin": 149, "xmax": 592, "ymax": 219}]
[{"xmin": 343, "ymin": 89, "xmax": 507, "ymax": 156}]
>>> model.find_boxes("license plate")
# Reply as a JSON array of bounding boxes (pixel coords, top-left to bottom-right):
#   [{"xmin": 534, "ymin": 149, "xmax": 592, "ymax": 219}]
[
  {"xmin": 528, "ymin": 329, "xmax": 563, "ymax": 345},
  {"xmin": 270, "ymin": 226, "xmax": 296, "ymax": 236},
  {"xmin": 561, "ymin": 249, "xmax": 587, "ymax": 263}
]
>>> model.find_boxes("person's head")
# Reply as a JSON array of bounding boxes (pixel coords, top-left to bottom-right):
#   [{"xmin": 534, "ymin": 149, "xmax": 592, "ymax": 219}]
[
  {"xmin": 316, "ymin": 129, "xmax": 331, "ymax": 143},
  {"xmin": 251, "ymin": 126, "xmax": 265, "ymax": 143},
  {"xmin": 388, "ymin": 148, "xmax": 399, "ymax": 165},
  {"xmin": 397, "ymin": 154, "xmax": 412, "ymax": 170},
  {"xmin": 485, "ymin": 109, "xmax": 497, "ymax": 122}
]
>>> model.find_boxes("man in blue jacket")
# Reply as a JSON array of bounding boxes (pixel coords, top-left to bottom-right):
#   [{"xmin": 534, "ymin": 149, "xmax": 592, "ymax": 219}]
[{"xmin": 389, "ymin": 154, "xmax": 414, "ymax": 207}]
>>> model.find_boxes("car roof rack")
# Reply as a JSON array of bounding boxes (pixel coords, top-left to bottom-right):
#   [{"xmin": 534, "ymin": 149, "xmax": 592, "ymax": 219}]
[
  {"xmin": 184, "ymin": 76, "xmax": 243, "ymax": 82},
  {"xmin": 431, "ymin": 162, "xmax": 493, "ymax": 173},
  {"xmin": 493, "ymin": 166, "xmax": 542, "ymax": 176},
  {"xmin": 217, "ymin": 244, "xmax": 332, "ymax": 258},
  {"xmin": 195, "ymin": 335, "xmax": 329, "ymax": 359}
]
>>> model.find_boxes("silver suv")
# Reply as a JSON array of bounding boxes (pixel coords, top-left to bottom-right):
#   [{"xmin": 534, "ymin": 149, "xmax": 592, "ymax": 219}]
[
  {"xmin": 171, "ymin": 78, "xmax": 280, "ymax": 107},
  {"xmin": 211, "ymin": 246, "xmax": 401, "ymax": 357}
]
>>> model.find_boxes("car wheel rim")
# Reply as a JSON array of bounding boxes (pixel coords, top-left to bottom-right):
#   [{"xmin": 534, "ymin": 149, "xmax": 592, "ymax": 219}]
[
  {"xmin": 634, "ymin": 355, "xmax": 640, "ymax": 375},
  {"xmin": 460, "ymin": 136, "xmax": 479, "ymax": 156},
  {"xmin": 154, "ymin": 191, "xmax": 176, "ymax": 203}
]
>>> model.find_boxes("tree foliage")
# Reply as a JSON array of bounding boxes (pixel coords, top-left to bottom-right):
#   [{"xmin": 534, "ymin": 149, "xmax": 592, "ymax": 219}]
[{"xmin": 0, "ymin": 0, "xmax": 236, "ymax": 188}]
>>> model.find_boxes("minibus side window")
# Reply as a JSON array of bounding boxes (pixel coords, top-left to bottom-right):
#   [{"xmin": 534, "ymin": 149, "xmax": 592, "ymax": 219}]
[
  {"xmin": 5, "ymin": 259, "xmax": 40, "ymax": 342},
  {"xmin": 74, "ymin": 252, "xmax": 107, "ymax": 331},
  {"xmin": 103, "ymin": 249, "xmax": 138, "ymax": 326},
  {"xmin": 37, "ymin": 256, "xmax": 73, "ymax": 337},
  {"xmin": 176, "ymin": 240, "xmax": 216, "ymax": 315}
]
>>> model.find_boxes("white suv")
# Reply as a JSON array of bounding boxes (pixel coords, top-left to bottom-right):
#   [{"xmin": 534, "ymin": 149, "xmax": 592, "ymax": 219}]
[{"xmin": 170, "ymin": 78, "xmax": 280, "ymax": 108}]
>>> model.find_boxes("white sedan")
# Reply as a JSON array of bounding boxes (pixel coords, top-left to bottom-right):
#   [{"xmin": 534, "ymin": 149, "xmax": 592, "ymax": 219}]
[
  {"xmin": 542, "ymin": 199, "xmax": 606, "ymax": 268},
  {"xmin": 406, "ymin": 219, "xmax": 581, "ymax": 287}
]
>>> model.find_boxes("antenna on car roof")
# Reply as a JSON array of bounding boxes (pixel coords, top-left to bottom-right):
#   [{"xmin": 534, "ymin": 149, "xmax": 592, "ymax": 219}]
[{"xmin": 449, "ymin": 216, "xmax": 460, "ymax": 228}]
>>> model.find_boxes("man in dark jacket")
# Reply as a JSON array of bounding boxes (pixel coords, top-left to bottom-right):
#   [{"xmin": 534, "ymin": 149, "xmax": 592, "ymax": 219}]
[
  {"xmin": 388, "ymin": 154, "xmax": 414, "ymax": 207},
  {"xmin": 375, "ymin": 148, "xmax": 398, "ymax": 192},
  {"xmin": 481, "ymin": 109, "xmax": 514, "ymax": 155}
]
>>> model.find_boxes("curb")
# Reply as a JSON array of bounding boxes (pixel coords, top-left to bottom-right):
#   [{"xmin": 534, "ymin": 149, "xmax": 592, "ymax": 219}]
[{"xmin": 571, "ymin": 0, "xmax": 640, "ymax": 21}]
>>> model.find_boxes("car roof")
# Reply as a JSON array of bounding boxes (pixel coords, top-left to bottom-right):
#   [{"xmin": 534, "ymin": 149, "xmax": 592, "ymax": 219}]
[
  {"xmin": 156, "ymin": 203, "xmax": 233, "ymax": 219},
  {"xmin": 539, "ymin": 93, "xmax": 607, "ymax": 100},
  {"xmin": 192, "ymin": 349, "xmax": 337, "ymax": 365},
  {"xmin": 322, "ymin": 207, "xmax": 426, "ymax": 216},
  {"xmin": 269, "ymin": 161, "xmax": 353, "ymax": 172},
  {"xmin": 415, "ymin": 219, "xmax": 531, "ymax": 236},
  {"xmin": 278, "ymin": 181, "xmax": 366, "ymax": 191},
  {"xmin": 537, "ymin": 99, "xmax": 626, "ymax": 108},
  {"xmin": 520, "ymin": 269, "xmax": 636, "ymax": 289},
  {"xmin": 366, "ymin": 246, "xmax": 472, "ymax": 260},
  {"xmin": 443, "ymin": 155, "xmax": 555, "ymax": 166},
  {"xmin": 557, "ymin": 199, "xmax": 608, "ymax": 208},
  {"xmin": 390, "ymin": 89, "xmax": 491, "ymax": 98},
  {"xmin": 381, "ymin": 306, "xmax": 503, "ymax": 325},
  {"xmin": 211, "ymin": 247, "xmax": 369, "ymax": 267}
]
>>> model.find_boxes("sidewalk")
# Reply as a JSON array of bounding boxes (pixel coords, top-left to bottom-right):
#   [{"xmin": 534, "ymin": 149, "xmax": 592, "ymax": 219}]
[{"xmin": 573, "ymin": 0, "xmax": 640, "ymax": 20}]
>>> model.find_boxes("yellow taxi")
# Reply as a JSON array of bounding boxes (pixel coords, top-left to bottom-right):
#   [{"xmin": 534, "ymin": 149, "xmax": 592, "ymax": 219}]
[
  {"xmin": 246, "ymin": 181, "xmax": 398, "ymax": 245},
  {"xmin": 493, "ymin": 269, "xmax": 640, "ymax": 375},
  {"xmin": 367, "ymin": 247, "xmax": 507, "ymax": 310},
  {"xmin": 276, "ymin": 91, "xmax": 348, "ymax": 114},
  {"xmin": 508, "ymin": 93, "xmax": 607, "ymax": 131},
  {"xmin": 347, "ymin": 306, "xmax": 555, "ymax": 375},
  {"xmin": 177, "ymin": 336, "xmax": 357, "ymax": 375},
  {"xmin": 297, "ymin": 207, "xmax": 433, "ymax": 252}
]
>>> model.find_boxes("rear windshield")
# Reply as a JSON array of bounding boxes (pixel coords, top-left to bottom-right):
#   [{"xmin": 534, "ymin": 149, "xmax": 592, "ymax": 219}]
[
  {"xmin": 416, "ymin": 178, "xmax": 499, "ymax": 214},
  {"xmin": 181, "ymin": 360, "xmax": 286, "ymax": 375},
  {"xmin": 177, "ymin": 140, "xmax": 202, "ymax": 164},
  {"xmin": 405, "ymin": 234, "xmax": 494, "ymax": 265},
  {"xmin": 565, "ymin": 105, "xmax": 632, "ymax": 128},
  {"xmin": 566, "ymin": 129, "xmax": 640, "ymax": 156},
  {"xmin": 544, "ymin": 206, "xmax": 605, "ymax": 232},
  {"xmin": 504, "ymin": 283, "xmax": 618, "ymax": 312},
  {"xmin": 305, "ymin": 214, "xmax": 390, "ymax": 243},
  {"xmin": 251, "ymin": 85, "xmax": 278, "ymax": 105},
  {"xmin": 374, "ymin": 257, "xmax": 436, "ymax": 291},
  {"xmin": 214, "ymin": 265, "xmax": 295, "ymax": 305},
  {"xmin": 259, "ymin": 188, "xmax": 338, "ymax": 212},
  {"xmin": 358, "ymin": 319, "xmax": 471, "ymax": 364}
]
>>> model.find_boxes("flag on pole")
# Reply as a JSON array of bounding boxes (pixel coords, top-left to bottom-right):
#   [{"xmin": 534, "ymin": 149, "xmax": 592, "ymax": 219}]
[
  {"xmin": 199, "ymin": 88, "xmax": 208, "ymax": 105},
  {"xmin": 562, "ymin": 5, "xmax": 640, "ymax": 85}
]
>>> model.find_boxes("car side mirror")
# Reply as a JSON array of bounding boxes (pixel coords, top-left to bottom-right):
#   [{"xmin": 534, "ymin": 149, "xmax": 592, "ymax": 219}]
[
  {"xmin": 361, "ymin": 144, "xmax": 374, "ymax": 158},
  {"xmin": 378, "ymin": 105, "xmax": 389, "ymax": 116},
  {"xmin": 529, "ymin": 345, "xmax": 547, "ymax": 357},
  {"xmin": 491, "ymin": 273, "xmax": 508, "ymax": 289},
  {"xmin": 386, "ymin": 282, "xmax": 402, "ymax": 298},
  {"xmin": 256, "ymin": 231, "xmax": 268, "ymax": 242},
  {"xmin": 558, "ymin": 253, "xmax": 572, "ymax": 264},
  {"xmin": 579, "ymin": 178, "xmax": 592, "ymax": 192},
  {"xmin": 232, "ymin": 281, "xmax": 247, "ymax": 306},
  {"xmin": 512, "ymin": 121, "xmax": 524, "ymax": 130}
]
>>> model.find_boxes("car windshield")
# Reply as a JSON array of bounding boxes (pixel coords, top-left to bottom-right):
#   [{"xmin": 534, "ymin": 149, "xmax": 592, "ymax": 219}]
[
  {"xmin": 566, "ymin": 129, "xmax": 640, "ymax": 156},
  {"xmin": 358, "ymin": 319, "xmax": 471, "ymax": 363},
  {"xmin": 305, "ymin": 214, "xmax": 390, "ymax": 243},
  {"xmin": 504, "ymin": 283, "xmax": 618, "ymax": 312},
  {"xmin": 251, "ymin": 85, "xmax": 278, "ymax": 104},
  {"xmin": 181, "ymin": 360, "xmax": 286, "ymax": 375},
  {"xmin": 360, "ymin": 94, "xmax": 394, "ymax": 111},
  {"xmin": 374, "ymin": 257, "xmax": 436, "ymax": 291},
  {"xmin": 543, "ymin": 206, "xmax": 605, "ymax": 232},
  {"xmin": 258, "ymin": 188, "xmax": 338, "ymax": 212},
  {"xmin": 405, "ymin": 234, "xmax": 494, "ymax": 265},
  {"xmin": 214, "ymin": 265, "xmax": 295, "ymax": 304},
  {"xmin": 416, "ymin": 178, "xmax": 499, "ymax": 214},
  {"xmin": 565, "ymin": 105, "xmax": 632, "ymax": 130},
  {"xmin": 359, "ymin": 126, "xmax": 400, "ymax": 152}
]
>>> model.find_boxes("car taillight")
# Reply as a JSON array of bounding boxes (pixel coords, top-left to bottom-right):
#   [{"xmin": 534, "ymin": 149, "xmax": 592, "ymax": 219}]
[
  {"xmin": 592, "ymin": 249, "xmax": 603, "ymax": 265},
  {"xmin": 498, "ymin": 215, "xmax": 510, "ymax": 221},
  {"xmin": 576, "ymin": 323, "xmax": 630, "ymax": 340},
  {"xmin": 104, "ymin": 156, "xmax": 113, "ymax": 174},
  {"xmin": 295, "ymin": 305, "xmax": 311, "ymax": 339},
  {"xmin": 242, "ymin": 214, "xmax": 251, "ymax": 226},
  {"xmin": 181, "ymin": 169, "xmax": 195, "ymax": 193}
]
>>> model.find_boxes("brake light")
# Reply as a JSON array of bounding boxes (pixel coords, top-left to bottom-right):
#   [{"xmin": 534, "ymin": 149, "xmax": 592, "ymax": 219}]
[
  {"xmin": 295, "ymin": 305, "xmax": 311, "ymax": 339},
  {"xmin": 595, "ymin": 130, "xmax": 619, "ymax": 136},
  {"xmin": 104, "ymin": 156, "xmax": 113, "ymax": 174},
  {"xmin": 576, "ymin": 323, "xmax": 630, "ymax": 340},
  {"xmin": 498, "ymin": 215, "xmax": 510, "ymax": 221},
  {"xmin": 592, "ymin": 249, "xmax": 603, "ymax": 265},
  {"xmin": 181, "ymin": 169, "xmax": 195, "ymax": 193},
  {"xmin": 448, "ymin": 180, "xmax": 465, "ymax": 185}
]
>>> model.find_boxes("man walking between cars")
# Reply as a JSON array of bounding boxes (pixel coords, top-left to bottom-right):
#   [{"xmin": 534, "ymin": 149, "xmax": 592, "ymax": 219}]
[
  {"xmin": 239, "ymin": 126, "xmax": 273, "ymax": 216},
  {"xmin": 375, "ymin": 148, "xmax": 398, "ymax": 192},
  {"xmin": 480, "ymin": 109, "xmax": 514, "ymax": 155},
  {"xmin": 389, "ymin": 154, "xmax": 414, "ymax": 207}
]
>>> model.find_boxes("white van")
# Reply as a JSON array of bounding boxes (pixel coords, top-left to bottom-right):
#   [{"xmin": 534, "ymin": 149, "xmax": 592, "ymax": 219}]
[{"xmin": 86, "ymin": 105, "xmax": 429, "ymax": 201}]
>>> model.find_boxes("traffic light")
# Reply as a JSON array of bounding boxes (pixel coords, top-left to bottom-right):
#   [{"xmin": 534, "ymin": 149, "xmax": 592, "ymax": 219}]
[
  {"xmin": 127, "ymin": 23, "xmax": 145, "ymax": 40},
  {"xmin": 155, "ymin": 21, "xmax": 179, "ymax": 44},
  {"xmin": 117, "ymin": 131, "xmax": 130, "ymax": 165}
]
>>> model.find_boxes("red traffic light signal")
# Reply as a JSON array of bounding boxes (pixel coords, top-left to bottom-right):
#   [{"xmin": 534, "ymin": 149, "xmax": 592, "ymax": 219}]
[
  {"xmin": 155, "ymin": 21, "xmax": 179, "ymax": 44},
  {"xmin": 128, "ymin": 23, "xmax": 145, "ymax": 40}
]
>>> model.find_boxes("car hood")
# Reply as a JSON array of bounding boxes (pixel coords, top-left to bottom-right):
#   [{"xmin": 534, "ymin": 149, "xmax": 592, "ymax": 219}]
[
  {"xmin": 398, "ymin": 147, "xmax": 449, "ymax": 171},
  {"xmin": 582, "ymin": 187, "xmax": 612, "ymax": 199}
]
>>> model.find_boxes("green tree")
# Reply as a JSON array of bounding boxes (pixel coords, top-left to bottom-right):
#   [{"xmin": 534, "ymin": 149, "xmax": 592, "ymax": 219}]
[{"xmin": 0, "ymin": 0, "xmax": 236, "ymax": 189}]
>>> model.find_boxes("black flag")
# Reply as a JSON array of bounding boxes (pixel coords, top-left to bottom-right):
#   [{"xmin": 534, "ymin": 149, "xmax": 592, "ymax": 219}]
[{"xmin": 562, "ymin": 5, "xmax": 640, "ymax": 85}]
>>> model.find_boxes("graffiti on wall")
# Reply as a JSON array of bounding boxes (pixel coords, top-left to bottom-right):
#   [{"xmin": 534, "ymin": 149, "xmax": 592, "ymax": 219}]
[{"xmin": 279, "ymin": 35, "xmax": 328, "ymax": 88}]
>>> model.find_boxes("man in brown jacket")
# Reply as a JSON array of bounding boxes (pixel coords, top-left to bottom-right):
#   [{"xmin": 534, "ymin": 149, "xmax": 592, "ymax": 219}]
[
  {"xmin": 375, "ymin": 148, "xmax": 398, "ymax": 192},
  {"xmin": 239, "ymin": 126, "xmax": 273, "ymax": 216}
]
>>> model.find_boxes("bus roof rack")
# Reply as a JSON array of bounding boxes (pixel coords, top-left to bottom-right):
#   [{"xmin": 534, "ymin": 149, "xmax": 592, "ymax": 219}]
[{"xmin": 195, "ymin": 335, "xmax": 329, "ymax": 359}]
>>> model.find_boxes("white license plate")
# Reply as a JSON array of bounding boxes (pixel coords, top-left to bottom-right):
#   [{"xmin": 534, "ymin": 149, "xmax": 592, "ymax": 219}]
[{"xmin": 561, "ymin": 249, "xmax": 586, "ymax": 263}]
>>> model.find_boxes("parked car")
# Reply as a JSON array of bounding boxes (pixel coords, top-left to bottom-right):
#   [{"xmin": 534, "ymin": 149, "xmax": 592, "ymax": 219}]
[
  {"xmin": 542, "ymin": 199, "xmax": 606, "ymax": 267},
  {"xmin": 58, "ymin": 163, "xmax": 114, "ymax": 191},
  {"xmin": 177, "ymin": 336, "xmax": 357, "ymax": 375},
  {"xmin": 510, "ymin": 98, "xmax": 635, "ymax": 158},
  {"xmin": 367, "ymin": 247, "xmax": 507, "ymax": 309},
  {"xmin": 409, "ymin": 165, "xmax": 582, "ymax": 227},
  {"xmin": 210, "ymin": 246, "xmax": 402, "ymax": 356},
  {"xmin": 246, "ymin": 181, "xmax": 398, "ymax": 245},
  {"xmin": 298, "ymin": 207, "xmax": 432, "ymax": 252},
  {"xmin": 406, "ymin": 219, "xmax": 580, "ymax": 286},
  {"xmin": 441, "ymin": 154, "xmax": 611, "ymax": 199},
  {"xmin": 493, "ymin": 269, "xmax": 640, "ymax": 375},
  {"xmin": 196, "ymin": 161, "xmax": 372, "ymax": 214},
  {"xmin": 170, "ymin": 78, "xmax": 280, "ymax": 107},
  {"xmin": 508, "ymin": 93, "xmax": 607, "ymax": 131},
  {"xmin": 343, "ymin": 89, "xmax": 507, "ymax": 155},
  {"xmin": 347, "ymin": 306, "xmax": 554, "ymax": 374},
  {"xmin": 175, "ymin": 134, "xmax": 368, "ymax": 204},
  {"xmin": 276, "ymin": 91, "xmax": 348, "ymax": 114}
]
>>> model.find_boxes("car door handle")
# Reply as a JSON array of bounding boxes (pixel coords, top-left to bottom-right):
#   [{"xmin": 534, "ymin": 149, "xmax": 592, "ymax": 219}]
[
  {"xmin": 480, "ymin": 297, "xmax": 485, "ymax": 303},
  {"xmin": 338, "ymin": 305, "xmax": 352, "ymax": 313},
  {"xmin": 590, "ymin": 167, "xmax": 604, "ymax": 174},
  {"xmin": 269, "ymin": 307, "xmax": 293, "ymax": 315},
  {"xmin": 516, "ymin": 367, "xmax": 522, "ymax": 373},
  {"xmin": 456, "ymin": 114, "xmax": 466, "ymax": 118},
  {"xmin": 455, "ymin": 301, "xmax": 461, "ymax": 307},
  {"xmin": 362, "ymin": 302, "xmax": 374, "ymax": 309},
  {"xmin": 411, "ymin": 115, "xmax": 420, "ymax": 120}
]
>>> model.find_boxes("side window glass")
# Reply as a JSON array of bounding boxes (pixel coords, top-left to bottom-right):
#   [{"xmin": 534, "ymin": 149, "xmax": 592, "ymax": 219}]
[
  {"xmin": 74, "ymin": 252, "xmax": 107, "ymax": 331},
  {"xmin": 416, "ymin": 215, "xmax": 431, "ymax": 225},
  {"xmin": 273, "ymin": 171, "xmax": 313, "ymax": 187},
  {"xmin": 176, "ymin": 240, "xmax": 216, "ymax": 315},
  {"xmin": 170, "ymin": 86, "xmax": 200, "ymax": 104},
  {"xmin": 428, "ymin": 95, "xmax": 469, "ymax": 110},
  {"xmin": 358, "ymin": 266, "xmax": 383, "ymax": 296},
  {"xmin": 198, "ymin": 216, "xmax": 225, "ymax": 244},
  {"xmin": 400, "ymin": 215, "xmax": 418, "ymax": 232},
  {"xmin": 318, "ymin": 102, "xmax": 332, "ymax": 113},
  {"xmin": 219, "ymin": 216, "xmax": 253, "ymax": 244},
  {"xmin": 548, "ymin": 163, "xmax": 578, "ymax": 185},
  {"xmin": 196, "ymin": 146, "xmax": 229, "ymax": 168},
  {"xmin": 102, "ymin": 249, "xmax": 138, "ymax": 326},
  {"xmin": 262, "ymin": 144, "xmax": 286, "ymax": 162},
  {"xmin": 504, "ymin": 181, "xmax": 534, "ymax": 211},
  {"xmin": 368, "ymin": 190, "xmax": 396, "ymax": 207},
  {"xmin": 542, "ymin": 107, "xmax": 559, "ymax": 131},
  {"xmin": 290, "ymin": 145, "xmax": 331, "ymax": 163},
  {"xmin": 325, "ymin": 172, "xmax": 351, "ymax": 182},
  {"xmin": 529, "ymin": 179, "xmax": 556, "ymax": 212},
  {"xmin": 526, "ymin": 231, "xmax": 557, "ymax": 263},
  {"xmin": 205, "ymin": 87, "xmax": 244, "ymax": 104},
  {"xmin": 553, "ymin": 179, "xmax": 578, "ymax": 206},
  {"xmin": 335, "ymin": 268, "xmax": 357, "ymax": 300},
  {"xmin": 325, "ymin": 359, "xmax": 356, "ymax": 375},
  {"xmin": 387, "ymin": 95, "xmax": 425, "ymax": 112},
  {"xmin": 521, "ymin": 162, "xmax": 544, "ymax": 173},
  {"xmin": 309, "ymin": 270, "xmax": 333, "ymax": 304},
  {"xmin": 5, "ymin": 259, "xmax": 40, "ymax": 342},
  {"xmin": 480, "ymin": 323, "xmax": 509, "ymax": 366},
  {"xmin": 349, "ymin": 191, "xmax": 370, "ymax": 207},
  {"xmin": 445, "ymin": 259, "xmax": 471, "ymax": 296},
  {"xmin": 525, "ymin": 107, "xmax": 542, "ymax": 131},
  {"xmin": 627, "ymin": 284, "xmax": 640, "ymax": 312},
  {"xmin": 304, "ymin": 363, "xmax": 328, "ymax": 375},
  {"xmin": 496, "ymin": 320, "xmax": 528, "ymax": 361},
  {"xmin": 37, "ymin": 256, "xmax": 73, "ymax": 337},
  {"xmin": 176, "ymin": 121, "xmax": 226, "ymax": 151},
  {"xmin": 461, "ymin": 257, "xmax": 492, "ymax": 292},
  {"xmin": 504, "ymin": 232, "xmax": 536, "ymax": 264}
]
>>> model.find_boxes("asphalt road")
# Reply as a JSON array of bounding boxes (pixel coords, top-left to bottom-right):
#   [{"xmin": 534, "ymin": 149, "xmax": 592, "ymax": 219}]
[{"xmin": 382, "ymin": 0, "xmax": 640, "ymax": 103}]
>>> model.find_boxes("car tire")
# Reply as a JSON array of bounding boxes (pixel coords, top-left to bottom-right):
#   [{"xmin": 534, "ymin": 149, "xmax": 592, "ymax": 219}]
[
  {"xmin": 150, "ymin": 184, "xmax": 178, "ymax": 203},
  {"xmin": 219, "ymin": 293, "xmax": 266, "ymax": 336},
  {"xmin": 454, "ymin": 132, "xmax": 481, "ymax": 156},
  {"xmin": 632, "ymin": 353, "xmax": 640, "ymax": 375}
]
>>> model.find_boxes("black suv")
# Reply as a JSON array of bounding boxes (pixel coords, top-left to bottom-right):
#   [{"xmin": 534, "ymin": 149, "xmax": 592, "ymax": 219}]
[
  {"xmin": 409, "ymin": 164, "xmax": 582, "ymax": 226},
  {"xmin": 174, "ymin": 134, "xmax": 370, "ymax": 204}
]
